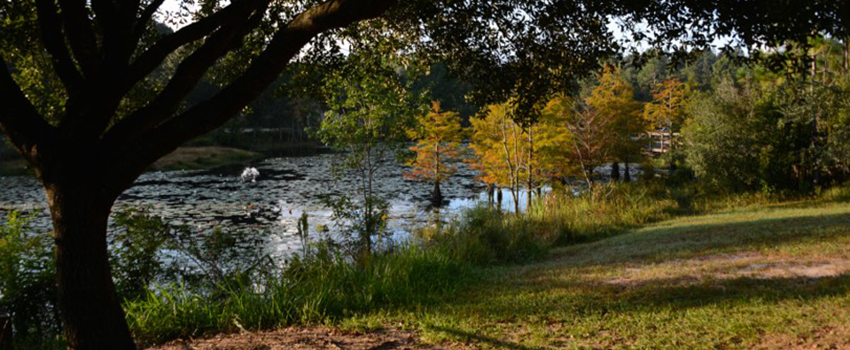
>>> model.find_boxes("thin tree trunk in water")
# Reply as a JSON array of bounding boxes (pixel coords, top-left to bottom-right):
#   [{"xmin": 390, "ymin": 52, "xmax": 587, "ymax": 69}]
[
  {"xmin": 487, "ymin": 184, "xmax": 494, "ymax": 207},
  {"xmin": 611, "ymin": 161, "xmax": 620, "ymax": 182},
  {"xmin": 46, "ymin": 182, "xmax": 135, "ymax": 350},
  {"xmin": 497, "ymin": 188, "xmax": 503, "ymax": 211},
  {"xmin": 624, "ymin": 158, "xmax": 631, "ymax": 182},
  {"xmin": 432, "ymin": 141, "xmax": 442, "ymax": 206},
  {"xmin": 432, "ymin": 181, "xmax": 442, "ymax": 206}
]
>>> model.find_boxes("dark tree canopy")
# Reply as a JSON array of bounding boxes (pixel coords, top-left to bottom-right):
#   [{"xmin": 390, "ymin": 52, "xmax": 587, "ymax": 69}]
[{"xmin": 0, "ymin": 0, "xmax": 848, "ymax": 349}]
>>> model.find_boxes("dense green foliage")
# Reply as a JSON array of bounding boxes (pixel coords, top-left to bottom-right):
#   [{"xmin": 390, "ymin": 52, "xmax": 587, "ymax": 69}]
[
  {"xmin": 0, "ymin": 212, "xmax": 59, "ymax": 348},
  {"xmin": 683, "ymin": 75, "xmax": 850, "ymax": 191}
]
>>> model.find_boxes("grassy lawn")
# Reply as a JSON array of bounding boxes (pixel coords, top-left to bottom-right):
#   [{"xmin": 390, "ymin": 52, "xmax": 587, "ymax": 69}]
[{"xmin": 345, "ymin": 199, "xmax": 850, "ymax": 349}]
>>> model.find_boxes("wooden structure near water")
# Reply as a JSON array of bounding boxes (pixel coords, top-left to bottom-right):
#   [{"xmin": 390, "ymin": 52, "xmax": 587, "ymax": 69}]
[{"xmin": 645, "ymin": 129, "xmax": 679, "ymax": 155}]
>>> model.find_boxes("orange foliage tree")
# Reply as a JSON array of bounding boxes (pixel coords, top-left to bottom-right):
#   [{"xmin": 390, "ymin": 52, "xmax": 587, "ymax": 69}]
[
  {"xmin": 405, "ymin": 102, "xmax": 466, "ymax": 205},
  {"xmin": 543, "ymin": 94, "xmax": 616, "ymax": 187},
  {"xmin": 644, "ymin": 78, "xmax": 690, "ymax": 172}
]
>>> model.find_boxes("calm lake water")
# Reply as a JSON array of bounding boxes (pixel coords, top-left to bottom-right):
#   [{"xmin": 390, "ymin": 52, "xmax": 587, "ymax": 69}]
[{"xmin": 0, "ymin": 151, "xmax": 535, "ymax": 257}]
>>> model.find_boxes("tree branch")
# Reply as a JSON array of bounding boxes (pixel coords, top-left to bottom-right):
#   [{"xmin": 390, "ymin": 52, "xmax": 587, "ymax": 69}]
[
  {"xmin": 35, "ymin": 0, "xmax": 85, "ymax": 99},
  {"xmin": 58, "ymin": 0, "xmax": 101, "ymax": 78},
  {"xmin": 122, "ymin": 0, "xmax": 268, "ymax": 93},
  {"xmin": 0, "ymin": 58, "xmax": 56, "ymax": 163},
  {"xmin": 105, "ymin": 0, "xmax": 398, "ymax": 195},
  {"xmin": 92, "ymin": 0, "xmax": 137, "ymax": 69},
  {"xmin": 132, "ymin": 0, "xmax": 166, "ymax": 44},
  {"xmin": 105, "ymin": 1, "xmax": 268, "ymax": 145}
]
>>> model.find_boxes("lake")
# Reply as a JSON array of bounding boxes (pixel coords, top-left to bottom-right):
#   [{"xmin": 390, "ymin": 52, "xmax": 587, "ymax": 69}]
[{"xmin": 0, "ymin": 150, "xmax": 535, "ymax": 258}]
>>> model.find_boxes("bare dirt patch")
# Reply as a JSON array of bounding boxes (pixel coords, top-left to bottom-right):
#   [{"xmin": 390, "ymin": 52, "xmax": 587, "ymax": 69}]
[
  {"xmin": 757, "ymin": 325, "xmax": 850, "ymax": 350},
  {"xmin": 600, "ymin": 252, "xmax": 850, "ymax": 287},
  {"xmin": 145, "ymin": 327, "xmax": 450, "ymax": 350}
]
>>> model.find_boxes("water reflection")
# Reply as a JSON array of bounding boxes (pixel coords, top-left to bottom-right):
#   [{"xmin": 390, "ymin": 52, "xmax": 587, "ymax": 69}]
[
  {"xmin": 0, "ymin": 152, "xmax": 637, "ymax": 258},
  {"xmin": 0, "ymin": 153, "xmax": 490, "ymax": 257}
]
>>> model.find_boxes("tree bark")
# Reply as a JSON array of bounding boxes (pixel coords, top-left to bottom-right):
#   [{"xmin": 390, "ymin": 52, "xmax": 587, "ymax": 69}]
[
  {"xmin": 44, "ymin": 176, "xmax": 134, "ymax": 350},
  {"xmin": 624, "ymin": 159, "xmax": 631, "ymax": 182}
]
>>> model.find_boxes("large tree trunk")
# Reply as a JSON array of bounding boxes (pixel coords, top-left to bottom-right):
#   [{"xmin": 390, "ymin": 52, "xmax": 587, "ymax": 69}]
[{"xmin": 43, "ymin": 164, "xmax": 135, "ymax": 350}]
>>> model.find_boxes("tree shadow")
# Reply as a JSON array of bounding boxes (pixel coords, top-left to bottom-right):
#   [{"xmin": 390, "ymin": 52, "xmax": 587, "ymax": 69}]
[
  {"xmin": 553, "ymin": 211, "xmax": 850, "ymax": 268},
  {"xmin": 424, "ymin": 325, "xmax": 545, "ymax": 350},
  {"xmin": 456, "ymin": 272, "xmax": 850, "ymax": 324}
]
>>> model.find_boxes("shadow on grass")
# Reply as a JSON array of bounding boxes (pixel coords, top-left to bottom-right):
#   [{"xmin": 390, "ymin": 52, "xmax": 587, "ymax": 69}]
[
  {"xmin": 425, "ymin": 325, "xmax": 545, "ymax": 350},
  {"xmin": 555, "ymin": 210, "xmax": 850, "ymax": 267},
  {"xmin": 458, "ymin": 272, "xmax": 850, "ymax": 323}
]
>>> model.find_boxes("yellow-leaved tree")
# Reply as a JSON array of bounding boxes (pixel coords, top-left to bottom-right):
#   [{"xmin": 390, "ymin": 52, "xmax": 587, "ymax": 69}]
[
  {"xmin": 470, "ymin": 100, "xmax": 573, "ymax": 212},
  {"xmin": 586, "ymin": 65, "xmax": 646, "ymax": 181},
  {"xmin": 405, "ymin": 102, "xmax": 466, "ymax": 205},
  {"xmin": 469, "ymin": 102, "xmax": 526, "ymax": 213}
]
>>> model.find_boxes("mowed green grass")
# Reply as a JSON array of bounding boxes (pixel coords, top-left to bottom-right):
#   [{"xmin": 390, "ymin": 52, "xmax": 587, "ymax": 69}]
[{"xmin": 345, "ymin": 199, "xmax": 850, "ymax": 349}]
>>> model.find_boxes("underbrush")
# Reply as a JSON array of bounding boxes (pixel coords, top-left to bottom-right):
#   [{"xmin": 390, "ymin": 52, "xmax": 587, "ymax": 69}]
[{"xmin": 125, "ymin": 243, "xmax": 469, "ymax": 344}]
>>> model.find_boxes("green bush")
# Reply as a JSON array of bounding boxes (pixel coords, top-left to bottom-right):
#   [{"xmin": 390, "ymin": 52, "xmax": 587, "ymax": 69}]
[
  {"xmin": 0, "ymin": 211, "xmax": 62, "ymax": 349},
  {"xmin": 683, "ymin": 79, "xmax": 850, "ymax": 192}
]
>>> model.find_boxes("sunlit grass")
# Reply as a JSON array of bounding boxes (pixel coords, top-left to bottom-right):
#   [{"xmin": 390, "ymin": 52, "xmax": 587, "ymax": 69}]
[{"xmin": 347, "ymin": 193, "xmax": 850, "ymax": 349}]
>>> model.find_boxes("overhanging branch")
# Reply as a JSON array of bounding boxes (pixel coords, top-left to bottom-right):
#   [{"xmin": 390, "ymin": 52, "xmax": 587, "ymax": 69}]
[
  {"xmin": 105, "ymin": 1, "xmax": 269, "ymax": 145},
  {"xmin": 123, "ymin": 0, "xmax": 269, "ymax": 93},
  {"xmin": 104, "ymin": 0, "xmax": 398, "ymax": 195},
  {"xmin": 132, "ymin": 0, "xmax": 166, "ymax": 45},
  {"xmin": 35, "ymin": 0, "xmax": 85, "ymax": 99},
  {"xmin": 58, "ymin": 0, "xmax": 101, "ymax": 78},
  {"xmin": 0, "ymin": 57, "xmax": 56, "ymax": 163}
]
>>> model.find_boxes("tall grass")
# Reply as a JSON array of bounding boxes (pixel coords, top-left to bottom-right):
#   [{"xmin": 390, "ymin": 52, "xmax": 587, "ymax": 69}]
[
  {"xmin": 527, "ymin": 182, "xmax": 679, "ymax": 243},
  {"xmin": 412, "ymin": 182, "xmax": 683, "ymax": 268},
  {"xmin": 417, "ymin": 206, "xmax": 554, "ymax": 264},
  {"xmin": 125, "ymin": 243, "xmax": 469, "ymax": 344}
]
